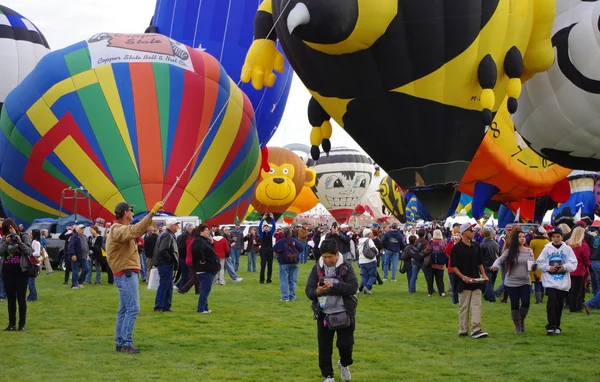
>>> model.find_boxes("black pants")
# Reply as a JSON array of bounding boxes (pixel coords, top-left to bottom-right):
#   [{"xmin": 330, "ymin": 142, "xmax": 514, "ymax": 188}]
[
  {"xmin": 546, "ymin": 288, "xmax": 567, "ymax": 330},
  {"xmin": 317, "ymin": 314, "xmax": 354, "ymax": 378},
  {"xmin": 64, "ymin": 258, "xmax": 72, "ymax": 283},
  {"xmin": 428, "ymin": 268, "xmax": 445, "ymax": 295},
  {"xmin": 260, "ymin": 249, "xmax": 273, "ymax": 283},
  {"xmin": 2, "ymin": 267, "xmax": 28, "ymax": 328},
  {"xmin": 422, "ymin": 266, "xmax": 435, "ymax": 294},
  {"xmin": 569, "ymin": 275, "xmax": 584, "ymax": 312},
  {"xmin": 507, "ymin": 284, "xmax": 531, "ymax": 311}
]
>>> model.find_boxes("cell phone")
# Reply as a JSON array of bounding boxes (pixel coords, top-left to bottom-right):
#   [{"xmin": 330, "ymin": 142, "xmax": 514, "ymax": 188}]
[
  {"xmin": 125, "ymin": 269, "xmax": 132, "ymax": 278},
  {"xmin": 319, "ymin": 280, "xmax": 325, "ymax": 286}
]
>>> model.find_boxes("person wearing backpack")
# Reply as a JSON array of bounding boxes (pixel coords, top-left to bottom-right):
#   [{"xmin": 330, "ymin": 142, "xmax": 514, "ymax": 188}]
[
  {"xmin": 428, "ymin": 230, "xmax": 447, "ymax": 297},
  {"xmin": 357, "ymin": 229, "xmax": 378, "ymax": 295},
  {"xmin": 273, "ymin": 227, "xmax": 303, "ymax": 301},
  {"xmin": 1, "ymin": 218, "xmax": 33, "ymax": 331},
  {"xmin": 305, "ymin": 239, "xmax": 358, "ymax": 382},
  {"xmin": 381, "ymin": 223, "xmax": 406, "ymax": 282}
]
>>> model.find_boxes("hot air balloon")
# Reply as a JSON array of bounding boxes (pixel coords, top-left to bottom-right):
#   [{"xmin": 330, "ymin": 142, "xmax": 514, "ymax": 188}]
[
  {"xmin": 553, "ymin": 171, "xmax": 598, "ymax": 226},
  {"xmin": 459, "ymin": 97, "xmax": 571, "ymax": 219},
  {"xmin": 378, "ymin": 175, "xmax": 405, "ymax": 223},
  {"xmin": 250, "ymin": 146, "xmax": 316, "ymax": 220},
  {"xmin": 242, "ymin": 0, "xmax": 556, "ymax": 215},
  {"xmin": 282, "ymin": 184, "xmax": 319, "ymax": 221},
  {"xmin": 0, "ymin": 4, "xmax": 50, "ymax": 110},
  {"xmin": 358, "ymin": 171, "xmax": 389, "ymax": 224},
  {"xmin": 515, "ymin": 0, "xmax": 600, "ymax": 170},
  {"xmin": 146, "ymin": 0, "xmax": 293, "ymax": 147},
  {"xmin": 0, "ymin": 33, "xmax": 261, "ymax": 225},
  {"xmin": 405, "ymin": 191, "xmax": 432, "ymax": 223},
  {"xmin": 311, "ymin": 147, "xmax": 374, "ymax": 224}
]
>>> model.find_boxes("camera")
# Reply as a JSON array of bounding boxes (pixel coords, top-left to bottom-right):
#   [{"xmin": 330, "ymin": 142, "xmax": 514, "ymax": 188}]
[{"xmin": 319, "ymin": 280, "xmax": 325, "ymax": 287}]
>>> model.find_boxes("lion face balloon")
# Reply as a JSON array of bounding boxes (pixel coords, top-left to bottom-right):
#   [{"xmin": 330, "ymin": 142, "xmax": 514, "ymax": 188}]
[{"xmin": 251, "ymin": 147, "xmax": 316, "ymax": 219}]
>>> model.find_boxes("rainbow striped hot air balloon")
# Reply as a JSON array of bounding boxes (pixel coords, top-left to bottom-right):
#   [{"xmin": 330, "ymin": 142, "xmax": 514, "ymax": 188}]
[{"xmin": 0, "ymin": 33, "xmax": 261, "ymax": 225}]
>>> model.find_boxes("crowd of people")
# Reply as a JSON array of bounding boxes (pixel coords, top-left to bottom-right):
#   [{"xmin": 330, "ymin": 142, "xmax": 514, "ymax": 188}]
[{"xmin": 3, "ymin": 205, "xmax": 600, "ymax": 381}]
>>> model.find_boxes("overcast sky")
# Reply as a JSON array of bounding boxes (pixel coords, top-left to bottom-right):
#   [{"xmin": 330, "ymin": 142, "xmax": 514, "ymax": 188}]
[{"xmin": 6, "ymin": 0, "xmax": 366, "ymax": 153}]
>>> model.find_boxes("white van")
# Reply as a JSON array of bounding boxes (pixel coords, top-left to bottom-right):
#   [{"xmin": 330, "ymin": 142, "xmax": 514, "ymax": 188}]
[{"xmin": 153, "ymin": 216, "xmax": 201, "ymax": 237}]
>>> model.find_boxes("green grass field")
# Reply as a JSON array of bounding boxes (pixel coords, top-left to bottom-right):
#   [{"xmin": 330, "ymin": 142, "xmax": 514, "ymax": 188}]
[{"xmin": 0, "ymin": 262, "xmax": 597, "ymax": 382}]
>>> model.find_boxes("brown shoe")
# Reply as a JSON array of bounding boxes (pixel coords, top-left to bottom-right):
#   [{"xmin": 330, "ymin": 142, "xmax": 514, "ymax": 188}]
[
  {"xmin": 584, "ymin": 304, "xmax": 592, "ymax": 316},
  {"xmin": 120, "ymin": 346, "xmax": 140, "ymax": 354}
]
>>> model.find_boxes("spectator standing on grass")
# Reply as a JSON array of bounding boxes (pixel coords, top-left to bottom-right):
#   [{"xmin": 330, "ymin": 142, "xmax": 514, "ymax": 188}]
[
  {"xmin": 381, "ymin": 223, "xmax": 405, "ymax": 282},
  {"xmin": 481, "ymin": 229, "xmax": 500, "ymax": 302},
  {"xmin": 40, "ymin": 229, "xmax": 53, "ymax": 275},
  {"xmin": 136, "ymin": 236, "xmax": 146, "ymax": 282},
  {"xmin": 536, "ymin": 228, "xmax": 578, "ymax": 336},
  {"xmin": 175, "ymin": 224, "xmax": 194, "ymax": 290},
  {"xmin": 428, "ymin": 229, "xmax": 447, "ymax": 297},
  {"xmin": 213, "ymin": 229, "xmax": 243, "ymax": 285},
  {"xmin": 371, "ymin": 228, "xmax": 384, "ymax": 286},
  {"xmin": 143, "ymin": 227, "xmax": 158, "ymax": 277},
  {"xmin": 259, "ymin": 214, "xmax": 276, "ymax": 284},
  {"xmin": 446, "ymin": 233, "xmax": 462, "ymax": 304},
  {"xmin": 357, "ymin": 228, "xmax": 378, "ymax": 295},
  {"xmin": 1, "ymin": 219, "xmax": 32, "ymax": 331},
  {"xmin": 179, "ymin": 228, "xmax": 201, "ymax": 295},
  {"xmin": 451, "ymin": 222, "xmax": 489, "ymax": 339},
  {"xmin": 305, "ymin": 239, "xmax": 358, "ymax": 382},
  {"xmin": 566, "ymin": 226, "xmax": 590, "ymax": 313},
  {"xmin": 298, "ymin": 222, "xmax": 311, "ymax": 264},
  {"xmin": 491, "ymin": 229, "xmax": 534, "ymax": 334},
  {"xmin": 26, "ymin": 229, "xmax": 42, "ymax": 302},
  {"xmin": 59, "ymin": 227, "xmax": 74, "ymax": 285},
  {"xmin": 244, "ymin": 227, "xmax": 260, "ymax": 272},
  {"xmin": 153, "ymin": 218, "xmax": 179, "ymax": 313},
  {"xmin": 86, "ymin": 226, "xmax": 104, "ymax": 285},
  {"xmin": 529, "ymin": 227, "xmax": 549, "ymax": 304},
  {"xmin": 106, "ymin": 201, "xmax": 162, "ymax": 353},
  {"xmin": 273, "ymin": 227, "xmax": 302, "ymax": 302},
  {"xmin": 71, "ymin": 225, "xmax": 90, "ymax": 289},
  {"xmin": 193, "ymin": 224, "xmax": 221, "ymax": 314},
  {"xmin": 230, "ymin": 224, "xmax": 244, "ymax": 272}
]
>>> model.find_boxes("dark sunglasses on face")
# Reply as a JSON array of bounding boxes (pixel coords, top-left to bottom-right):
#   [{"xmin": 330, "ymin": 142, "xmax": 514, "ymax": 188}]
[{"xmin": 129, "ymin": 208, "xmax": 134, "ymax": 213}]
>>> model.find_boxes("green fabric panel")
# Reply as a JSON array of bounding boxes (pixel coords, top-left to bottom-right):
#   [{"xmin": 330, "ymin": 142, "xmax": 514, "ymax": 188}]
[
  {"xmin": 192, "ymin": 140, "xmax": 260, "ymax": 219},
  {"xmin": 0, "ymin": 190, "xmax": 56, "ymax": 223},
  {"xmin": 75, "ymin": 83, "xmax": 147, "ymax": 210},
  {"xmin": 152, "ymin": 63, "xmax": 170, "ymax": 173},
  {"xmin": 64, "ymin": 47, "xmax": 92, "ymax": 77}
]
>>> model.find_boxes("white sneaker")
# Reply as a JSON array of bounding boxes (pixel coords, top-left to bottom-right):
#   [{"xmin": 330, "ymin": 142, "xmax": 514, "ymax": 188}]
[
  {"xmin": 554, "ymin": 328, "xmax": 561, "ymax": 335},
  {"xmin": 233, "ymin": 278, "xmax": 243, "ymax": 283},
  {"xmin": 364, "ymin": 289, "xmax": 372, "ymax": 295},
  {"xmin": 199, "ymin": 310, "xmax": 212, "ymax": 314},
  {"xmin": 338, "ymin": 360, "xmax": 351, "ymax": 381},
  {"xmin": 173, "ymin": 285, "xmax": 179, "ymax": 290},
  {"xmin": 324, "ymin": 377, "xmax": 335, "ymax": 382}
]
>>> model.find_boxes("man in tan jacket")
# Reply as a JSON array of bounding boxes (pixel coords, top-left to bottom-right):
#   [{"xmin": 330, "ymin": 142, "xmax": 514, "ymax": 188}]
[{"xmin": 106, "ymin": 200, "xmax": 163, "ymax": 354}]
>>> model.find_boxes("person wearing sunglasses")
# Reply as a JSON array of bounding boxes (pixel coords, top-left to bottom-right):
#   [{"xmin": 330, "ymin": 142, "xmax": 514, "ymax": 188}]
[{"xmin": 106, "ymin": 200, "xmax": 163, "ymax": 354}]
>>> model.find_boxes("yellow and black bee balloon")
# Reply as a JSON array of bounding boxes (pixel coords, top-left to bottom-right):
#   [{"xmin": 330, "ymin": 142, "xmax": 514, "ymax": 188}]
[{"xmin": 243, "ymin": 0, "xmax": 556, "ymax": 217}]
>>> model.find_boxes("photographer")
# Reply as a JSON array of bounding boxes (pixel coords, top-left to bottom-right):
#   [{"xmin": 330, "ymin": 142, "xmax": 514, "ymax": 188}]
[
  {"xmin": 305, "ymin": 239, "xmax": 358, "ymax": 382},
  {"xmin": 259, "ymin": 213, "xmax": 276, "ymax": 284},
  {"xmin": 1, "ymin": 219, "xmax": 32, "ymax": 331}
]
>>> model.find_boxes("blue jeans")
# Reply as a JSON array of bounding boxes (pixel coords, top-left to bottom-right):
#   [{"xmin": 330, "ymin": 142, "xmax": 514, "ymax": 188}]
[
  {"xmin": 198, "ymin": 272, "xmax": 216, "ymax": 312},
  {"xmin": 383, "ymin": 251, "xmax": 399, "ymax": 280},
  {"xmin": 114, "ymin": 272, "xmax": 140, "ymax": 347},
  {"xmin": 409, "ymin": 261, "xmax": 422, "ymax": 293},
  {"xmin": 247, "ymin": 250, "xmax": 257, "ymax": 272},
  {"xmin": 448, "ymin": 273, "xmax": 459, "ymax": 304},
  {"xmin": 279, "ymin": 263, "xmax": 299, "ymax": 300},
  {"xmin": 359, "ymin": 262, "xmax": 377, "ymax": 291},
  {"xmin": 154, "ymin": 264, "xmax": 173, "ymax": 311},
  {"xmin": 300, "ymin": 243, "xmax": 309, "ymax": 264},
  {"xmin": 0, "ymin": 272, "xmax": 7, "ymax": 299},
  {"xmin": 495, "ymin": 264, "xmax": 506, "ymax": 295},
  {"xmin": 176, "ymin": 256, "xmax": 188, "ymax": 289},
  {"xmin": 72, "ymin": 259, "xmax": 87, "ymax": 287},
  {"xmin": 484, "ymin": 269, "xmax": 497, "ymax": 302},
  {"xmin": 86, "ymin": 258, "xmax": 102, "ymax": 284},
  {"xmin": 225, "ymin": 257, "xmax": 239, "ymax": 280},
  {"xmin": 585, "ymin": 261, "xmax": 600, "ymax": 309},
  {"xmin": 592, "ymin": 261, "xmax": 600, "ymax": 294},
  {"xmin": 230, "ymin": 249, "xmax": 241, "ymax": 272},
  {"xmin": 27, "ymin": 277, "xmax": 37, "ymax": 301},
  {"xmin": 139, "ymin": 253, "xmax": 147, "ymax": 281}
]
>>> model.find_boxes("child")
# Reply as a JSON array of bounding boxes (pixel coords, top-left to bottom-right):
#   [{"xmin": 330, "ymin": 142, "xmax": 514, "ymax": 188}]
[{"xmin": 536, "ymin": 228, "xmax": 578, "ymax": 335}]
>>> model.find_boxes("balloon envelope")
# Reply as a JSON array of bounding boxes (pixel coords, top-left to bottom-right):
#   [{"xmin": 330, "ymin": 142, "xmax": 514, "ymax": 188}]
[
  {"xmin": 0, "ymin": 33, "xmax": 261, "ymax": 225},
  {"xmin": 148, "ymin": 0, "xmax": 293, "ymax": 147}
]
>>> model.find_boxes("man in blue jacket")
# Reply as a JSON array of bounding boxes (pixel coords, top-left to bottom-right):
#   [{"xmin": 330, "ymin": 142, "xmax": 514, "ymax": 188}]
[
  {"xmin": 70, "ymin": 225, "xmax": 90, "ymax": 289},
  {"xmin": 382, "ymin": 223, "xmax": 405, "ymax": 281}
]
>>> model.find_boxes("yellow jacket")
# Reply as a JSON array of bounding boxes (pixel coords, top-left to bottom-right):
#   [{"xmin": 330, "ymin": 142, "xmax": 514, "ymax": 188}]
[
  {"xmin": 106, "ymin": 213, "xmax": 154, "ymax": 274},
  {"xmin": 529, "ymin": 237, "xmax": 549, "ymax": 282}
]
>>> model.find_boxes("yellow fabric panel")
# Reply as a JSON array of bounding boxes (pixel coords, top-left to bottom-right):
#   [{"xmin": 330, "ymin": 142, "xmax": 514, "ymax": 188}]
[
  {"xmin": 71, "ymin": 70, "xmax": 98, "ymax": 90},
  {"xmin": 27, "ymin": 98, "xmax": 58, "ymax": 136},
  {"xmin": 308, "ymin": 90, "xmax": 350, "ymax": 128},
  {"xmin": 43, "ymin": 78, "xmax": 76, "ymax": 107},
  {"xmin": 95, "ymin": 65, "xmax": 138, "ymax": 174},
  {"xmin": 53, "ymin": 136, "xmax": 125, "ymax": 211},
  {"xmin": 0, "ymin": 177, "xmax": 62, "ymax": 216}
]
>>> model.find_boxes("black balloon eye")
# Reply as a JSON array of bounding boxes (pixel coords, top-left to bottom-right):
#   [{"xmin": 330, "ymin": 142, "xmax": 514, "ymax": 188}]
[
  {"xmin": 359, "ymin": 179, "xmax": 366, "ymax": 187},
  {"xmin": 334, "ymin": 179, "xmax": 343, "ymax": 188}
]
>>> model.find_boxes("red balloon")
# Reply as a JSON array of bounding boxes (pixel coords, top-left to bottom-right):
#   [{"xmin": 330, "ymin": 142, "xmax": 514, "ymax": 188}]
[
  {"xmin": 549, "ymin": 178, "xmax": 571, "ymax": 204},
  {"xmin": 355, "ymin": 204, "xmax": 366, "ymax": 215}
]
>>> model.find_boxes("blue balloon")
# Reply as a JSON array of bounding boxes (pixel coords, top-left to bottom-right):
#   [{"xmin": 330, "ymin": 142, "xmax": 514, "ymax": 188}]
[
  {"xmin": 148, "ymin": 0, "xmax": 293, "ymax": 147},
  {"xmin": 404, "ymin": 191, "xmax": 432, "ymax": 223}
]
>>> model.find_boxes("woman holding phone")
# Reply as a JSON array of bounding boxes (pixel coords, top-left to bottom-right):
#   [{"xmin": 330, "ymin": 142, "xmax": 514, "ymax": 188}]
[{"xmin": 491, "ymin": 229, "xmax": 535, "ymax": 334}]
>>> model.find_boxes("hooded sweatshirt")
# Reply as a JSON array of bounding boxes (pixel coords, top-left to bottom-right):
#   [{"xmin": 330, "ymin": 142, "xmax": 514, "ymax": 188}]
[
  {"xmin": 212, "ymin": 236, "xmax": 230, "ymax": 260},
  {"xmin": 357, "ymin": 237, "xmax": 377, "ymax": 265},
  {"xmin": 536, "ymin": 241, "xmax": 578, "ymax": 291}
]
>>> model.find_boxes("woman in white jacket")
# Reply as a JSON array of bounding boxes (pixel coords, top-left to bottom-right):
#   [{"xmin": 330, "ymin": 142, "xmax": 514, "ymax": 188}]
[
  {"xmin": 357, "ymin": 229, "xmax": 378, "ymax": 295},
  {"xmin": 536, "ymin": 228, "xmax": 578, "ymax": 336}
]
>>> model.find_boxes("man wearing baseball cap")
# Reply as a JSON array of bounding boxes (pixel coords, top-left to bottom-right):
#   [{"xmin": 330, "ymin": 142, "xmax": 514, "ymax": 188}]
[
  {"xmin": 106, "ymin": 200, "xmax": 163, "ymax": 354},
  {"xmin": 450, "ymin": 222, "xmax": 489, "ymax": 339}
]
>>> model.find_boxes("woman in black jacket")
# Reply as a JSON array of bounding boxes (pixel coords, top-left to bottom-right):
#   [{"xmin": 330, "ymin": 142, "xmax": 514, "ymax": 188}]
[
  {"xmin": 1, "ymin": 219, "xmax": 32, "ymax": 331},
  {"xmin": 193, "ymin": 224, "xmax": 221, "ymax": 314},
  {"xmin": 305, "ymin": 239, "xmax": 358, "ymax": 382}
]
